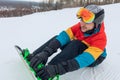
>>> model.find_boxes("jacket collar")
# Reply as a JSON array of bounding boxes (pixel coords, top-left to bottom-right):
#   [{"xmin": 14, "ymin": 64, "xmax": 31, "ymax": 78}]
[{"xmin": 84, "ymin": 24, "xmax": 101, "ymax": 37}]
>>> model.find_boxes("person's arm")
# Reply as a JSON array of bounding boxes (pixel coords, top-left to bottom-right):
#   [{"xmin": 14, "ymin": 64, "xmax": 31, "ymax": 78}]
[
  {"xmin": 35, "ymin": 59, "xmax": 79, "ymax": 80},
  {"xmin": 75, "ymin": 33, "xmax": 107, "ymax": 68}
]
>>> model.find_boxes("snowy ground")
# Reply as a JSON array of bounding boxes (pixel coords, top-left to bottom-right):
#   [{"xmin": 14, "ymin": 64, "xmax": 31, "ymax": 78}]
[{"xmin": 0, "ymin": 3, "xmax": 120, "ymax": 80}]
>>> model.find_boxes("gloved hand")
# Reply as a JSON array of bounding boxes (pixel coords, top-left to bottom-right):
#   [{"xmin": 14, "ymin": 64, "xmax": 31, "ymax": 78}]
[
  {"xmin": 30, "ymin": 51, "xmax": 49, "ymax": 70},
  {"xmin": 35, "ymin": 59, "xmax": 80, "ymax": 80}
]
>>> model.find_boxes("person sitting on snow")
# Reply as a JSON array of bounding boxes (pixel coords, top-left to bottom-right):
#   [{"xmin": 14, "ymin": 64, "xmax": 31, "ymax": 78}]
[{"xmin": 26, "ymin": 4, "xmax": 107, "ymax": 80}]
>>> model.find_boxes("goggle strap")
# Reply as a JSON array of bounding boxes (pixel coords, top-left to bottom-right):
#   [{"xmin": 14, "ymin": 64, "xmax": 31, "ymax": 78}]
[{"xmin": 95, "ymin": 9, "xmax": 104, "ymax": 19}]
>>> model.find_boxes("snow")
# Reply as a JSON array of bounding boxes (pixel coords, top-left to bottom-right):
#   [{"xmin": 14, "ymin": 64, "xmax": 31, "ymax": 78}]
[{"xmin": 0, "ymin": 3, "xmax": 120, "ymax": 80}]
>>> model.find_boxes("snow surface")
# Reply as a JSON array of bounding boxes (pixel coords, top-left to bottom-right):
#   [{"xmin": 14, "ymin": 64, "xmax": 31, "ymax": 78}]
[{"xmin": 0, "ymin": 3, "xmax": 120, "ymax": 80}]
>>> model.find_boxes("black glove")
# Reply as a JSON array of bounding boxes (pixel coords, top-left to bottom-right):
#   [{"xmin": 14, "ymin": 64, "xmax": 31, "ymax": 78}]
[
  {"xmin": 25, "ymin": 46, "xmax": 53, "ymax": 63},
  {"xmin": 30, "ymin": 51, "xmax": 49, "ymax": 70},
  {"xmin": 35, "ymin": 59, "xmax": 79, "ymax": 80}
]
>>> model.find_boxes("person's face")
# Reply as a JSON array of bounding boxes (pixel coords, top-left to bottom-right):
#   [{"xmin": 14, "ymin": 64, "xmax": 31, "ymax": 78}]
[{"xmin": 80, "ymin": 20, "xmax": 95, "ymax": 32}]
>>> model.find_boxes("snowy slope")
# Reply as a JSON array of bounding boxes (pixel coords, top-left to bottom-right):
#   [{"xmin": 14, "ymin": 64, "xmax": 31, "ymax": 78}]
[{"xmin": 0, "ymin": 3, "xmax": 120, "ymax": 80}]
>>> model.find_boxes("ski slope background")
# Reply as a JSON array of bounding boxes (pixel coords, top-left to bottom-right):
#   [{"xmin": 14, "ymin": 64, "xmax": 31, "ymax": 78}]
[{"xmin": 0, "ymin": 3, "xmax": 120, "ymax": 80}]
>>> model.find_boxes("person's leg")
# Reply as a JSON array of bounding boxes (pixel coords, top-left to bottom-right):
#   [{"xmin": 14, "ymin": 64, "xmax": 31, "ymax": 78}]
[
  {"xmin": 48, "ymin": 40, "xmax": 88, "ymax": 65},
  {"xmin": 32, "ymin": 36, "xmax": 57, "ymax": 55}
]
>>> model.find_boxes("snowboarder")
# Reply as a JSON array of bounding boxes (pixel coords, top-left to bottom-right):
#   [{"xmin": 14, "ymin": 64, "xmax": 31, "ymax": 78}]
[{"xmin": 26, "ymin": 4, "xmax": 107, "ymax": 80}]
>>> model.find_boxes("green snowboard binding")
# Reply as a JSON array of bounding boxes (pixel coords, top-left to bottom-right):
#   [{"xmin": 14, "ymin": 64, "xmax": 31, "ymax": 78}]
[{"xmin": 15, "ymin": 45, "xmax": 59, "ymax": 80}]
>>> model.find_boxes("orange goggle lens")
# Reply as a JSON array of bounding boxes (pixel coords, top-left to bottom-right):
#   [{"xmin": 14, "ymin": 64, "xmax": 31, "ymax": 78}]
[{"xmin": 77, "ymin": 8, "xmax": 95, "ymax": 23}]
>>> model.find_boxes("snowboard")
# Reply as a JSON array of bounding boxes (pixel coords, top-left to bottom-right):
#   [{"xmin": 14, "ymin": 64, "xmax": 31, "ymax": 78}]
[{"xmin": 14, "ymin": 45, "xmax": 59, "ymax": 80}]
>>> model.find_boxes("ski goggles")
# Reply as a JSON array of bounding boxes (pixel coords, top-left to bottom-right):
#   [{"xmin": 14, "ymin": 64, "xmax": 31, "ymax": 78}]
[{"xmin": 76, "ymin": 8, "xmax": 95, "ymax": 23}]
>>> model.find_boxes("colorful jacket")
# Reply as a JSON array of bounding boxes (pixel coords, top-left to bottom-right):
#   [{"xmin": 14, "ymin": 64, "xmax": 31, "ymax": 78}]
[{"xmin": 56, "ymin": 22, "xmax": 107, "ymax": 68}]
